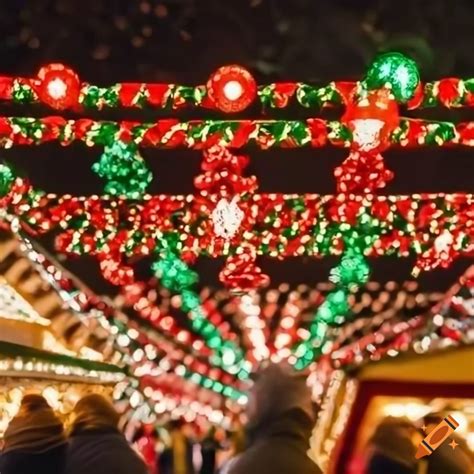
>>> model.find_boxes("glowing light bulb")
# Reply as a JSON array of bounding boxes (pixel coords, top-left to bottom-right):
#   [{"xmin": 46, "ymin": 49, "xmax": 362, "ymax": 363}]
[
  {"xmin": 47, "ymin": 78, "xmax": 67, "ymax": 99},
  {"xmin": 221, "ymin": 347, "xmax": 237, "ymax": 366},
  {"xmin": 223, "ymin": 80, "xmax": 243, "ymax": 101}
]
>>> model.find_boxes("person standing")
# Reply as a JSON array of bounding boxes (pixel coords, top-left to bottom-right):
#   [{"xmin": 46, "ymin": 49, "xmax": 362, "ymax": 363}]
[
  {"xmin": 159, "ymin": 420, "xmax": 195, "ymax": 474},
  {"xmin": 423, "ymin": 414, "xmax": 474, "ymax": 474},
  {"xmin": 64, "ymin": 393, "xmax": 148, "ymax": 474},
  {"xmin": 200, "ymin": 427, "xmax": 220, "ymax": 474},
  {"xmin": 366, "ymin": 417, "xmax": 421, "ymax": 474},
  {"xmin": 227, "ymin": 362, "xmax": 322, "ymax": 474},
  {"xmin": 0, "ymin": 393, "xmax": 67, "ymax": 474}
]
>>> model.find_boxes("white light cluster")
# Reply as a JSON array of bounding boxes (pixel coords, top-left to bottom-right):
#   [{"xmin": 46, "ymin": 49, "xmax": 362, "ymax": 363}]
[
  {"xmin": 0, "ymin": 282, "xmax": 51, "ymax": 326},
  {"xmin": 0, "ymin": 357, "xmax": 126, "ymax": 383},
  {"xmin": 118, "ymin": 385, "xmax": 229, "ymax": 429},
  {"xmin": 239, "ymin": 294, "xmax": 270, "ymax": 362}
]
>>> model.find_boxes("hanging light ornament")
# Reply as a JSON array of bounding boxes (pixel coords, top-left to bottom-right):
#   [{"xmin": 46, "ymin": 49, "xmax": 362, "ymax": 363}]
[
  {"xmin": 219, "ymin": 246, "xmax": 269, "ymax": 294},
  {"xmin": 36, "ymin": 63, "xmax": 81, "ymax": 110},
  {"xmin": 206, "ymin": 65, "xmax": 257, "ymax": 113},
  {"xmin": 195, "ymin": 145, "xmax": 257, "ymax": 241},
  {"xmin": 92, "ymin": 141, "xmax": 152, "ymax": 198},
  {"xmin": 342, "ymin": 89, "xmax": 399, "ymax": 152},
  {"xmin": 364, "ymin": 52, "xmax": 420, "ymax": 103}
]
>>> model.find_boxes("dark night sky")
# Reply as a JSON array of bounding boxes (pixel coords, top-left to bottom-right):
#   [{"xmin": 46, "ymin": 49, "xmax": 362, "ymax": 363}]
[{"xmin": 0, "ymin": 0, "xmax": 473, "ymax": 298}]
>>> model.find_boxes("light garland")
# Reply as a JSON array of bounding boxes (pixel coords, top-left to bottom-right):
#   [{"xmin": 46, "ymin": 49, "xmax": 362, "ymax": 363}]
[
  {"xmin": 328, "ymin": 267, "xmax": 474, "ymax": 369},
  {"xmin": 0, "ymin": 281, "xmax": 51, "ymax": 326},
  {"xmin": 0, "ymin": 358, "xmax": 126, "ymax": 383},
  {"xmin": 2, "ymin": 181, "xmax": 471, "ymax": 263},
  {"xmin": 0, "ymin": 52, "xmax": 472, "ymax": 379},
  {"xmin": 237, "ymin": 293, "xmax": 271, "ymax": 363},
  {"xmin": 308, "ymin": 370, "xmax": 345, "ymax": 469},
  {"xmin": 20, "ymin": 234, "xmax": 248, "ymax": 406},
  {"xmin": 3, "ymin": 59, "xmax": 474, "ymax": 111},
  {"xmin": 0, "ymin": 116, "xmax": 469, "ymax": 149}
]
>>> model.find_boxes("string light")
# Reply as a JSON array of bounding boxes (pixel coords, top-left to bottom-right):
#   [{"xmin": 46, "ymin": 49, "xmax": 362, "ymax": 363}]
[
  {"xmin": 0, "ymin": 356, "xmax": 126, "ymax": 383},
  {"xmin": 0, "ymin": 116, "xmax": 467, "ymax": 149},
  {"xmin": 1, "ymin": 66, "xmax": 472, "ymax": 111}
]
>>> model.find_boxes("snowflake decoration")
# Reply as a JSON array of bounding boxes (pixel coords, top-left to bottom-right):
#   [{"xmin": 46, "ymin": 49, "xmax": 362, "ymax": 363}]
[
  {"xmin": 211, "ymin": 197, "xmax": 244, "ymax": 239},
  {"xmin": 351, "ymin": 118, "xmax": 385, "ymax": 151}
]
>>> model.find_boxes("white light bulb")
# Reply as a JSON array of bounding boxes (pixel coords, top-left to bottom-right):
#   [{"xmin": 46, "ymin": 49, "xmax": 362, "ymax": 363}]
[
  {"xmin": 47, "ymin": 78, "xmax": 67, "ymax": 99},
  {"xmin": 223, "ymin": 80, "xmax": 243, "ymax": 101}
]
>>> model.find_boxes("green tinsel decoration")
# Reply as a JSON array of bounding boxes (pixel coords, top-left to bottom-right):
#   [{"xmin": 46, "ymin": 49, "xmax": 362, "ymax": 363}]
[
  {"xmin": 152, "ymin": 237, "xmax": 246, "ymax": 375},
  {"xmin": 329, "ymin": 250, "xmax": 370, "ymax": 290},
  {"xmin": 152, "ymin": 251, "xmax": 198, "ymax": 293},
  {"xmin": 0, "ymin": 164, "xmax": 15, "ymax": 197},
  {"xmin": 92, "ymin": 141, "xmax": 152, "ymax": 198}
]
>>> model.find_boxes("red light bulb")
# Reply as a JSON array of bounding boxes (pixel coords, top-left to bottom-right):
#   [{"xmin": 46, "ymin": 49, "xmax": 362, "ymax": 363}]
[
  {"xmin": 207, "ymin": 65, "xmax": 257, "ymax": 113},
  {"xmin": 36, "ymin": 63, "xmax": 81, "ymax": 110}
]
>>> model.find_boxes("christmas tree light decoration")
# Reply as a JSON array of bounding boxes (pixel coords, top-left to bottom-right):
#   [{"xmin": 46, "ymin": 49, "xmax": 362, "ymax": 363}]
[
  {"xmin": 219, "ymin": 246, "xmax": 270, "ymax": 294},
  {"xmin": 329, "ymin": 251, "xmax": 370, "ymax": 291},
  {"xmin": 334, "ymin": 151, "xmax": 394, "ymax": 193},
  {"xmin": 364, "ymin": 52, "xmax": 420, "ymax": 103},
  {"xmin": 207, "ymin": 65, "xmax": 257, "ymax": 112},
  {"xmin": 342, "ymin": 89, "xmax": 399, "ymax": 151},
  {"xmin": 211, "ymin": 196, "xmax": 244, "ymax": 239},
  {"xmin": 36, "ymin": 63, "xmax": 81, "ymax": 110},
  {"xmin": 92, "ymin": 141, "xmax": 152, "ymax": 198},
  {"xmin": 0, "ymin": 164, "xmax": 14, "ymax": 197},
  {"xmin": 195, "ymin": 146, "xmax": 257, "ymax": 198},
  {"xmin": 152, "ymin": 251, "xmax": 199, "ymax": 292}
]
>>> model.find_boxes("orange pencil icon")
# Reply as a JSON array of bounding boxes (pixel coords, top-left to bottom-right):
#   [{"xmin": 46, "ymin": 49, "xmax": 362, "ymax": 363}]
[{"xmin": 415, "ymin": 415, "xmax": 459, "ymax": 459}]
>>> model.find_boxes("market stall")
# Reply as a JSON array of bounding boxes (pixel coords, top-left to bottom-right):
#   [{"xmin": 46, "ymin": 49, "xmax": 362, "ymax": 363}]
[{"xmin": 309, "ymin": 267, "xmax": 474, "ymax": 473}]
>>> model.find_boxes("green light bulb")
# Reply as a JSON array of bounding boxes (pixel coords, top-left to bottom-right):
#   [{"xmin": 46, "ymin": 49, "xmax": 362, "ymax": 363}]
[{"xmin": 365, "ymin": 52, "xmax": 420, "ymax": 102}]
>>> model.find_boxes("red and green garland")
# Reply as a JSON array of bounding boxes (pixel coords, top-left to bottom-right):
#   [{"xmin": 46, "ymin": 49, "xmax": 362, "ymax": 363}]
[{"xmin": 1, "ymin": 52, "xmax": 473, "ymax": 381}]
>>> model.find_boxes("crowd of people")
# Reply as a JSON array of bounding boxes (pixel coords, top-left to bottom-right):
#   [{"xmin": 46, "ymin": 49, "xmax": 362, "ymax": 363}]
[{"xmin": 0, "ymin": 364, "xmax": 472, "ymax": 474}]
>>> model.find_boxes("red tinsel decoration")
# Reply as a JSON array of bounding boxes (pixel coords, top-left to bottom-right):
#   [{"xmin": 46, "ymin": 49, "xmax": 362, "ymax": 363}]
[
  {"xmin": 194, "ymin": 145, "xmax": 258, "ymax": 197},
  {"xmin": 206, "ymin": 65, "xmax": 257, "ymax": 113},
  {"xmin": 343, "ymin": 89, "xmax": 399, "ymax": 152},
  {"xmin": 36, "ymin": 63, "xmax": 81, "ymax": 110},
  {"xmin": 413, "ymin": 231, "xmax": 465, "ymax": 276},
  {"xmin": 334, "ymin": 151, "xmax": 394, "ymax": 193},
  {"xmin": 98, "ymin": 253, "xmax": 135, "ymax": 286},
  {"xmin": 219, "ymin": 246, "xmax": 269, "ymax": 293}
]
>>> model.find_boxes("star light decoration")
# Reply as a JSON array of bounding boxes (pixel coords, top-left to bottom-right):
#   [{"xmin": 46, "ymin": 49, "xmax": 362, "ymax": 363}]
[{"xmin": 211, "ymin": 196, "xmax": 244, "ymax": 239}]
